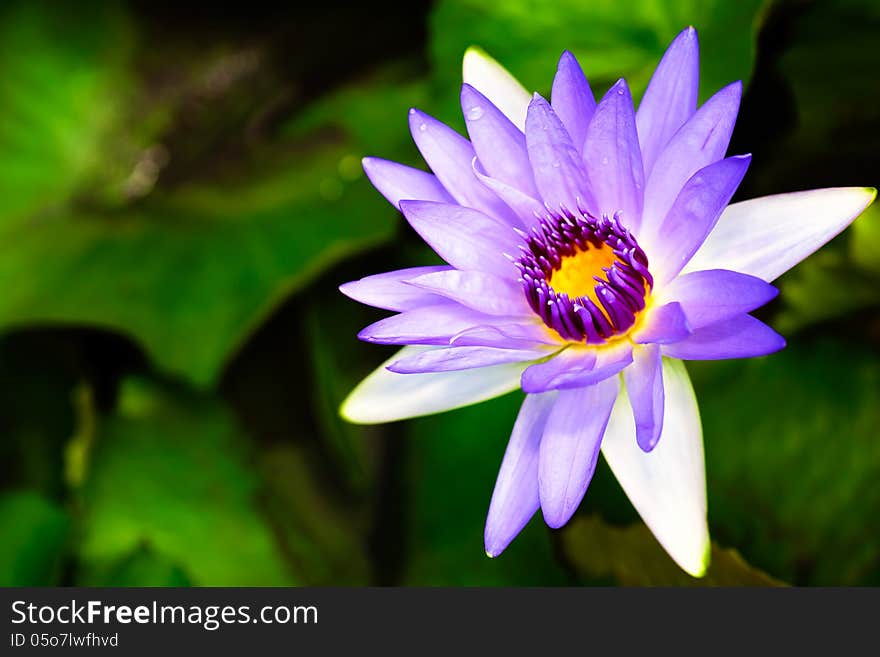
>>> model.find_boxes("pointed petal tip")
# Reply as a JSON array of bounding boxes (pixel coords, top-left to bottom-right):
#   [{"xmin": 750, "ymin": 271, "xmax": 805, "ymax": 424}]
[
  {"xmin": 339, "ymin": 394, "xmax": 371, "ymax": 425},
  {"xmin": 407, "ymin": 107, "xmax": 431, "ymax": 127},
  {"xmin": 484, "ymin": 536, "xmax": 505, "ymax": 558},
  {"xmin": 683, "ymin": 540, "xmax": 712, "ymax": 578},
  {"xmin": 636, "ymin": 427, "xmax": 661, "ymax": 453},
  {"xmin": 557, "ymin": 49, "xmax": 579, "ymax": 68},
  {"xmin": 338, "ymin": 280, "xmax": 355, "ymax": 298},
  {"xmin": 679, "ymin": 25, "xmax": 698, "ymax": 41},
  {"xmin": 460, "ymin": 81, "xmax": 478, "ymax": 99},
  {"xmin": 864, "ymin": 186, "xmax": 878, "ymax": 204},
  {"xmin": 464, "ymin": 44, "xmax": 486, "ymax": 57}
]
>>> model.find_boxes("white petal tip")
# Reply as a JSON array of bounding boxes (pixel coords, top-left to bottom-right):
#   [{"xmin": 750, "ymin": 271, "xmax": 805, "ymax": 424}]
[
  {"xmin": 338, "ymin": 397, "xmax": 375, "ymax": 425},
  {"xmin": 681, "ymin": 540, "xmax": 712, "ymax": 578},
  {"xmin": 462, "ymin": 46, "xmax": 530, "ymax": 131}
]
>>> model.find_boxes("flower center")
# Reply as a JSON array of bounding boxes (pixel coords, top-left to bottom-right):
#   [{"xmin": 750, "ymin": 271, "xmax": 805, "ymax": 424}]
[{"xmin": 515, "ymin": 210, "xmax": 652, "ymax": 343}]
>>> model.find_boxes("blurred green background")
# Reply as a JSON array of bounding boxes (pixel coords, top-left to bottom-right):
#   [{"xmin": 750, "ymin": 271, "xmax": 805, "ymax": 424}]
[{"xmin": 1, "ymin": 0, "xmax": 878, "ymax": 587}]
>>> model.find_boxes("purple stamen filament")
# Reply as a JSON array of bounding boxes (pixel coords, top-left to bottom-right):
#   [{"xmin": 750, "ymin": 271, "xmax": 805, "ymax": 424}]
[{"xmin": 515, "ymin": 209, "xmax": 652, "ymax": 343}]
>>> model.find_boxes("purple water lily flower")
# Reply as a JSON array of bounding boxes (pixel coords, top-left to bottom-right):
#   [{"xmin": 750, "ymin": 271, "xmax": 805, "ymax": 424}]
[{"xmin": 339, "ymin": 27, "xmax": 876, "ymax": 576}]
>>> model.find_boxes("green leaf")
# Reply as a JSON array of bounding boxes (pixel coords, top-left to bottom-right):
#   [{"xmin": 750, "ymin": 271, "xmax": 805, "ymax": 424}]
[
  {"xmin": 78, "ymin": 378, "xmax": 294, "ymax": 585},
  {"xmin": 258, "ymin": 445, "xmax": 371, "ymax": 585},
  {"xmin": 430, "ymin": 0, "xmax": 764, "ymax": 125},
  {"xmin": 404, "ymin": 392, "xmax": 570, "ymax": 585},
  {"xmin": 560, "ymin": 515, "xmax": 783, "ymax": 586},
  {"xmin": 689, "ymin": 338, "xmax": 880, "ymax": 585},
  {"xmin": 0, "ymin": 490, "xmax": 70, "ymax": 585},
  {"xmin": 83, "ymin": 544, "xmax": 192, "ymax": 587},
  {"xmin": 0, "ymin": 37, "xmax": 419, "ymax": 386},
  {"xmin": 0, "ymin": 158, "xmax": 396, "ymax": 387},
  {"xmin": 0, "ymin": 1, "xmax": 135, "ymax": 226}
]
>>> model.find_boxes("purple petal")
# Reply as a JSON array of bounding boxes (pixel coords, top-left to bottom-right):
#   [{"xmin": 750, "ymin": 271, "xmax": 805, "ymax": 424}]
[
  {"xmin": 648, "ymin": 155, "xmax": 752, "ymax": 284},
  {"xmin": 632, "ymin": 301, "xmax": 691, "ymax": 345},
  {"xmin": 358, "ymin": 303, "xmax": 503, "ymax": 346},
  {"xmin": 362, "ymin": 157, "xmax": 454, "ymax": 210},
  {"xmin": 636, "ymin": 27, "xmax": 699, "ymax": 177},
  {"xmin": 623, "ymin": 344, "xmax": 664, "ymax": 452},
  {"xmin": 451, "ymin": 320, "xmax": 564, "ymax": 349},
  {"xmin": 684, "ymin": 187, "xmax": 878, "ymax": 282},
  {"xmin": 485, "ymin": 392, "xmax": 557, "ymax": 557},
  {"xmin": 408, "ymin": 108, "xmax": 516, "ymax": 223},
  {"xmin": 538, "ymin": 377, "xmax": 619, "ymax": 528},
  {"xmin": 398, "ymin": 200, "xmax": 519, "ymax": 277},
  {"xmin": 524, "ymin": 94, "xmax": 595, "ymax": 213},
  {"xmin": 640, "ymin": 81, "xmax": 742, "ymax": 236},
  {"xmin": 406, "ymin": 269, "xmax": 532, "ymax": 316},
  {"xmin": 662, "ymin": 314, "xmax": 786, "ymax": 360},
  {"xmin": 388, "ymin": 345, "xmax": 552, "ymax": 374},
  {"xmin": 658, "ymin": 269, "xmax": 778, "ymax": 329},
  {"xmin": 473, "ymin": 162, "xmax": 546, "ymax": 228},
  {"xmin": 551, "ymin": 51, "xmax": 596, "ymax": 150},
  {"xmin": 583, "ymin": 79, "xmax": 645, "ymax": 232},
  {"xmin": 462, "ymin": 46, "xmax": 530, "ymax": 131},
  {"xmin": 462, "ymin": 84, "xmax": 538, "ymax": 197},
  {"xmin": 339, "ymin": 265, "xmax": 452, "ymax": 312},
  {"xmin": 520, "ymin": 343, "xmax": 633, "ymax": 393}
]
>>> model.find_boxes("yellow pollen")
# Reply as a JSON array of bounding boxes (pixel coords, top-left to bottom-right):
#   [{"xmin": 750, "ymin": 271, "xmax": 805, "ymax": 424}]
[{"xmin": 547, "ymin": 243, "xmax": 618, "ymax": 305}]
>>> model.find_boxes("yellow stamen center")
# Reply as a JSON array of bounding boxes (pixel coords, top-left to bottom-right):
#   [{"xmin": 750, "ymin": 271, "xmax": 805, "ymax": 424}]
[{"xmin": 547, "ymin": 243, "xmax": 617, "ymax": 305}]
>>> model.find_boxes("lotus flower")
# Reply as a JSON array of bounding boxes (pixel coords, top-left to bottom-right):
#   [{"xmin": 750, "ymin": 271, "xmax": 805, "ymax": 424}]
[{"xmin": 338, "ymin": 27, "xmax": 876, "ymax": 576}]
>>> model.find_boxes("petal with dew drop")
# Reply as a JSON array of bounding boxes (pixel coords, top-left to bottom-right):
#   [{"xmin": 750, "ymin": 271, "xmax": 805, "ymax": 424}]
[
  {"xmin": 525, "ymin": 94, "xmax": 595, "ymax": 214},
  {"xmin": 462, "ymin": 83, "xmax": 537, "ymax": 196},
  {"xmin": 408, "ymin": 108, "xmax": 516, "ymax": 224},
  {"xmin": 462, "ymin": 46, "xmax": 530, "ymax": 131},
  {"xmin": 362, "ymin": 157, "xmax": 454, "ymax": 210},
  {"xmin": 583, "ymin": 79, "xmax": 645, "ymax": 232}
]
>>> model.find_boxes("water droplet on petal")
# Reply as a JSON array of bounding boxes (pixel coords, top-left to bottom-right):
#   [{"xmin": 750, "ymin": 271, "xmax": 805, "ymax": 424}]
[
  {"xmin": 601, "ymin": 156, "xmax": 609, "ymax": 165},
  {"xmin": 466, "ymin": 106, "xmax": 484, "ymax": 121},
  {"xmin": 418, "ymin": 123, "xmax": 428, "ymax": 132}
]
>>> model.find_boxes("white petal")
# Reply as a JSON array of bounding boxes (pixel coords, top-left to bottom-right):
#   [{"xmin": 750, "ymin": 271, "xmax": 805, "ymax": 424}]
[
  {"xmin": 462, "ymin": 47, "xmax": 530, "ymax": 131},
  {"xmin": 684, "ymin": 187, "xmax": 877, "ymax": 282},
  {"xmin": 600, "ymin": 358, "xmax": 709, "ymax": 577},
  {"xmin": 340, "ymin": 346, "xmax": 525, "ymax": 424}
]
